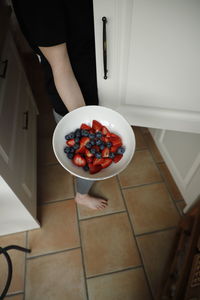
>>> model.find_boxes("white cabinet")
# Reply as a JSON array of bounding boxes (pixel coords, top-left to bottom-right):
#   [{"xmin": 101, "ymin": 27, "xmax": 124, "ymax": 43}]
[
  {"xmin": 0, "ymin": 31, "xmax": 39, "ymax": 236},
  {"xmin": 93, "ymin": 0, "xmax": 200, "ymax": 211},
  {"xmin": 93, "ymin": 0, "xmax": 200, "ymax": 133}
]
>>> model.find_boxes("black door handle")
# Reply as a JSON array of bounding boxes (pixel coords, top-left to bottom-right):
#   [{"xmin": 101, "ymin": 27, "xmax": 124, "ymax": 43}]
[
  {"xmin": 22, "ymin": 111, "xmax": 29, "ymax": 130},
  {"xmin": 0, "ymin": 59, "xmax": 8, "ymax": 78},
  {"xmin": 102, "ymin": 17, "xmax": 108, "ymax": 79}
]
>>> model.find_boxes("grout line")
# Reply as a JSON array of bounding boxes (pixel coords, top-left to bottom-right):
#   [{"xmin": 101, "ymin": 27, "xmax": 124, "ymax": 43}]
[
  {"xmin": 38, "ymin": 197, "xmax": 75, "ymax": 206},
  {"xmin": 27, "ymin": 246, "xmax": 81, "ymax": 260},
  {"xmin": 78, "ymin": 210, "xmax": 127, "ymax": 222},
  {"xmin": 120, "ymin": 180, "xmax": 164, "ymax": 190},
  {"xmin": 135, "ymin": 226, "xmax": 177, "ymax": 238},
  {"xmin": 73, "ymin": 178, "xmax": 90, "ymax": 300},
  {"xmin": 5, "ymin": 292, "xmax": 24, "ymax": 298},
  {"xmin": 86, "ymin": 264, "xmax": 143, "ymax": 280},
  {"xmin": 116, "ymin": 175, "xmax": 154, "ymax": 300}
]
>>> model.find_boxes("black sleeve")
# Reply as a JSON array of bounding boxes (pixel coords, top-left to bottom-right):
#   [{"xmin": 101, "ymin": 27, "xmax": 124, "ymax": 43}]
[{"xmin": 12, "ymin": 0, "xmax": 66, "ymax": 48}]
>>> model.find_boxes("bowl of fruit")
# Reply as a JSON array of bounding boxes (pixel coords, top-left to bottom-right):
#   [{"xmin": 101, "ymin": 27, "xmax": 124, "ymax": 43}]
[{"xmin": 52, "ymin": 105, "xmax": 135, "ymax": 180}]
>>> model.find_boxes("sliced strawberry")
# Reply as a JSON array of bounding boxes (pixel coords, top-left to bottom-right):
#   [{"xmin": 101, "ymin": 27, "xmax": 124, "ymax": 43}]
[
  {"xmin": 92, "ymin": 120, "xmax": 102, "ymax": 132},
  {"xmin": 92, "ymin": 145, "xmax": 100, "ymax": 152},
  {"xmin": 66, "ymin": 139, "xmax": 75, "ymax": 146},
  {"xmin": 110, "ymin": 133, "xmax": 121, "ymax": 139},
  {"xmin": 101, "ymin": 126, "xmax": 111, "ymax": 137},
  {"xmin": 110, "ymin": 139, "xmax": 122, "ymax": 147},
  {"xmin": 73, "ymin": 154, "xmax": 86, "ymax": 167},
  {"xmin": 113, "ymin": 154, "xmax": 123, "ymax": 163},
  {"xmin": 102, "ymin": 147, "xmax": 110, "ymax": 158},
  {"xmin": 93, "ymin": 157, "xmax": 104, "ymax": 166},
  {"xmin": 110, "ymin": 145, "xmax": 119, "ymax": 152},
  {"xmin": 101, "ymin": 136, "xmax": 110, "ymax": 143},
  {"xmin": 80, "ymin": 137, "xmax": 90, "ymax": 147},
  {"xmin": 85, "ymin": 156, "xmax": 93, "ymax": 164},
  {"xmin": 88, "ymin": 163, "xmax": 102, "ymax": 174},
  {"xmin": 76, "ymin": 145, "xmax": 86, "ymax": 154},
  {"xmin": 80, "ymin": 123, "xmax": 91, "ymax": 130},
  {"xmin": 85, "ymin": 149, "xmax": 94, "ymax": 157},
  {"xmin": 101, "ymin": 158, "xmax": 112, "ymax": 168}
]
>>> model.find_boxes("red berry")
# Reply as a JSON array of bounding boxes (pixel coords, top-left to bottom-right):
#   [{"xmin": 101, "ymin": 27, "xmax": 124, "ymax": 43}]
[{"xmin": 73, "ymin": 154, "xmax": 86, "ymax": 167}]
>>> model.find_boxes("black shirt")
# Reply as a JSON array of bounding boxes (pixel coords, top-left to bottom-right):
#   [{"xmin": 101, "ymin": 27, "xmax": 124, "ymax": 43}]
[{"xmin": 12, "ymin": 0, "xmax": 98, "ymax": 115}]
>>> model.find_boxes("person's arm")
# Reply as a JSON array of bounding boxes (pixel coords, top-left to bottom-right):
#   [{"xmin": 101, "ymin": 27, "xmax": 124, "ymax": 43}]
[{"xmin": 39, "ymin": 42, "xmax": 85, "ymax": 112}]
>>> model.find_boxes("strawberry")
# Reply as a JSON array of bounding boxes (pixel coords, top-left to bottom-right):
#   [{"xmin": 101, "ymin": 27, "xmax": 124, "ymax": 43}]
[
  {"xmin": 80, "ymin": 123, "xmax": 91, "ymax": 130},
  {"xmin": 101, "ymin": 136, "xmax": 110, "ymax": 143},
  {"xmin": 80, "ymin": 137, "xmax": 90, "ymax": 147},
  {"xmin": 110, "ymin": 138, "xmax": 122, "ymax": 147},
  {"xmin": 85, "ymin": 156, "xmax": 93, "ymax": 164},
  {"xmin": 93, "ymin": 157, "xmax": 104, "ymax": 166},
  {"xmin": 85, "ymin": 149, "xmax": 94, "ymax": 157},
  {"xmin": 113, "ymin": 154, "xmax": 123, "ymax": 163},
  {"xmin": 92, "ymin": 120, "xmax": 102, "ymax": 132},
  {"xmin": 73, "ymin": 154, "xmax": 86, "ymax": 167},
  {"xmin": 101, "ymin": 126, "xmax": 111, "ymax": 137},
  {"xmin": 66, "ymin": 139, "xmax": 75, "ymax": 146},
  {"xmin": 101, "ymin": 158, "xmax": 112, "ymax": 168},
  {"xmin": 88, "ymin": 163, "xmax": 102, "ymax": 174},
  {"xmin": 102, "ymin": 147, "xmax": 110, "ymax": 158},
  {"xmin": 76, "ymin": 145, "xmax": 86, "ymax": 154},
  {"xmin": 110, "ymin": 145, "xmax": 119, "ymax": 152}
]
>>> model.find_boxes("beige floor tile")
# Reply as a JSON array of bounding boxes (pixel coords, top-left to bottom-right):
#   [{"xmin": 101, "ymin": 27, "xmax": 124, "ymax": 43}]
[
  {"xmin": 80, "ymin": 213, "xmax": 141, "ymax": 277},
  {"xmin": 38, "ymin": 164, "xmax": 74, "ymax": 203},
  {"xmin": 5, "ymin": 295, "xmax": 24, "ymax": 300},
  {"xmin": 78, "ymin": 177, "xmax": 126, "ymax": 219},
  {"xmin": 28, "ymin": 200, "xmax": 80, "ymax": 257},
  {"xmin": 87, "ymin": 267, "xmax": 152, "ymax": 300},
  {"xmin": 37, "ymin": 113, "xmax": 56, "ymax": 138},
  {"xmin": 158, "ymin": 163, "xmax": 184, "ymax": 202},
  {"xmin": 123, "ymin": 183, "xmax": 180, "ymax": 234},
  {"xmin": 132, "ymin": 127, "xmax": 147, "ymax": 150},
  {"xmin": 0, "ymin": 233, "xmax": 26, "ymax": 294},
  {"xmin": 142, "ymin": 132, "xmax": 164, "ymax": 163},
  {"xmin": 137, "ymin": 229, "xmax": 176, "ymax": 298},
  {"xmin": 37, "ymin": 137, "xmax": 58, "ymax": 166},
  {"xmin": 25, "ymin": 249, "xmax": 87, "ymax": 300},
  {"xmin": 118, "ymin": 150, "xmax": 162, "ymax": 188}
]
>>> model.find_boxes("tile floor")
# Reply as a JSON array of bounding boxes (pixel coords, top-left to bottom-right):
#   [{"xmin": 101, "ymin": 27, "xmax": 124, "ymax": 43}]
[{"xmin": 0, "ymin": 55, "xmax": 186, "ymax": 300}]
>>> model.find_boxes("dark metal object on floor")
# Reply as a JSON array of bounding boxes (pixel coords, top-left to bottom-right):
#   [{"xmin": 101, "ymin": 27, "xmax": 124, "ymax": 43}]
[{"xmin": 0, "ymin": 245, "xmax": 31, "ymax": 300}]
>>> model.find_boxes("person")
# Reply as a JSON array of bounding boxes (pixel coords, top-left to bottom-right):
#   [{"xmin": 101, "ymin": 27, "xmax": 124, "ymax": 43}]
[{"xmin": 12, "ymin": 0, "xmax": 108, "ymax": 210}]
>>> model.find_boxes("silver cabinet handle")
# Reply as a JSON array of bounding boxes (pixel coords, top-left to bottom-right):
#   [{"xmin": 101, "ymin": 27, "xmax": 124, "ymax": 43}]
[{"xmin": 102, "ymin": 17, "xmax": 108, "ymax": 79}]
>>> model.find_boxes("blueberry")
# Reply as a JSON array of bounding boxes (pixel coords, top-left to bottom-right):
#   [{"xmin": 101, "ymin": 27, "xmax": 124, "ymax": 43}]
[
  {"xmin": 89, "ymin": 133, "xmax": 95, "ymax": 139},
  {"xmin": 64, "ymin": 146, "xmax": 71, "ymax": 153},
  {"xmin": 96, "ymin": 139, "xmax": 103, "ymax": 146},
  {"xmin": 95, "ymin": 152, "xmax": 102, "ymax": 158},
  {"xmin": 90, "ymin": 139, "xmax": 95, "ymax": 146},
  {"xmin": 68, "ymin": 132, "xmax": 75, "ymax": 139},
  {"xmin": 74, "ymin": 137, "xmax": 80, "ymax": 143},
  {"xmin": 90, "ymin": 148, "xmax": 96, "ymax": 154},
  {"xmin": 75, "ymin": 129, "xmax": 81, "ymax": 137},
  {"xmin": 99, "ymin": 144, "xmax": 105, "ymax": 151},
  {"xmin": 106, "ymin": 142, "xmax": 112, "ymax": 148},
  {"xmin": 109, "ymin": 152, "xmax": 115, "ymax": 159},
  {"xmin": 117, "ymin": 146, "xmax": 125, "ymax": 154},
  {"xmin": 67, "ymin": 152, "xmax": 74, "ymax": 159},
  {"xmin": 86, "ymin": 142, "xmax": 92, "ymax": 149},
  {"xmin": 96, "ymin": 131, "xmax": 102, "ymax": 138},
  {"xmin": 81, "ymin": 129, "xmax": 89, "ymax": 137},
  {"xmin": 70, "ymin": 147, "xmax": 75, "ymax": 153},
  {"xmin": 83, "ymin": 165, "xmax": 89, "ymax": 172},
  {"xmin": 65, "ymin": 134, "xmax": 71, "ymax": 140},
  {"xmin": 73, "ymin": 143, "xmax": 80, "ymax": 150}
]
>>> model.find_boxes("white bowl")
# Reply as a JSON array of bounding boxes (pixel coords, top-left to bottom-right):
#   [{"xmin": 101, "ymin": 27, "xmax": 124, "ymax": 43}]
[{"xmin": 52, "ymin": 105, "xmax": 135, "ymax": 180}]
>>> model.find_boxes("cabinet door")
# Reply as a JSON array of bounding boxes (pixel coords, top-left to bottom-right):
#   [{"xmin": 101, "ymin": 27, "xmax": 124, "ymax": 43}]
[
  {"xmin": 93, "ymin": 0, "xmax": 128, "ymax": 108},
  {"xmin": 93, "ymin": 0, "xmax": 200, "ymax": 133},
  {"xmin": 0, "ymin": 33, "xmax": 21, "ymax": 167}
]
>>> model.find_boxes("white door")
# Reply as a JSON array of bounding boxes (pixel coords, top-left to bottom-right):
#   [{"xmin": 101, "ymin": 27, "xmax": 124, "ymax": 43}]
[{"xmin": 93, "ymin": 0, "xmax": 200, "ymax": 133}]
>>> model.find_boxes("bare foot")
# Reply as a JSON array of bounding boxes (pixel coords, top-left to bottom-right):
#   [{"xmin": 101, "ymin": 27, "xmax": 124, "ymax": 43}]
[{"xmin": 75, "ymin": 192, "xmax": 108, "ymax": 210}]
